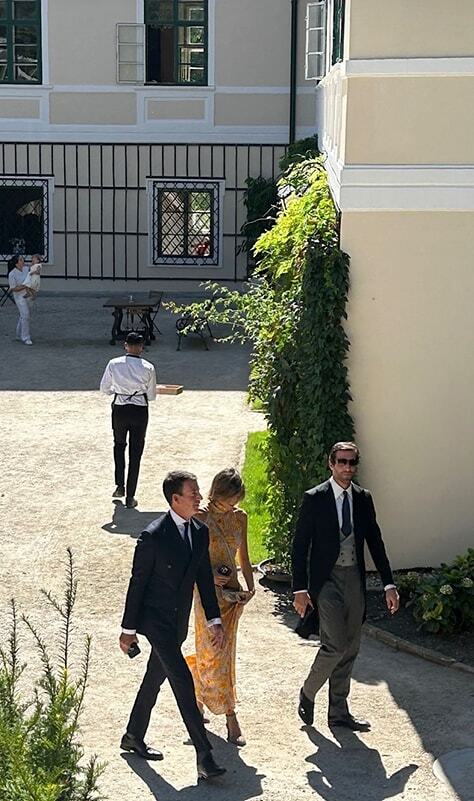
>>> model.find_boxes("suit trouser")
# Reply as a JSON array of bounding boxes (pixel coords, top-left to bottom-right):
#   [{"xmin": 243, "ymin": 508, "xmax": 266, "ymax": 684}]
[
  {"xmin": 126, "ymin": 626, "xmax": 211, "ymax": 760},
  {"xmin": 303, "ymin": 565, "xmax": 365, "ymax": 721},
  {"xmin": 111, "ymin": 404, "xmax": 148, "ymax": 499}
]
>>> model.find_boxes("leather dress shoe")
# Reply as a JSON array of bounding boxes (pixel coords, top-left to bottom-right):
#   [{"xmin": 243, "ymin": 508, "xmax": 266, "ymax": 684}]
[
  {"xmin": 197, "ymin": 753, "xmax": 226, "ymax": 781},
  {"xmin": 125, "ymin": 497, "xmax": 138, "ymax": 508},
  {"xmin": 112, "ymin": 485, "xmax": 125, "ymax": 498},
  {"xmin": 120, "ymin": 732, "xmax": 163, "ymax": 760},
  {"xmin": 328, "ymin": 715, "xmax": 371, "ymax": 731},
  {"xmin": 298, "ymin": 688, "xmax": 314, "ymax": 726}
]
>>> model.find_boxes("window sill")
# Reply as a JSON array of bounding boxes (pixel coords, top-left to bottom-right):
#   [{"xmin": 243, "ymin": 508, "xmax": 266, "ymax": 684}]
[{"xmin": 138, "ymin": 84, "xmax": 215, "ymax": 92}]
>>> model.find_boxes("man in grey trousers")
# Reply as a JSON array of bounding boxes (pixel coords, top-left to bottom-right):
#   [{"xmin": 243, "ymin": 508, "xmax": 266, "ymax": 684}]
[{"xmin": 292, "ymin": 441, "xmax": 399, "ymax": 730}]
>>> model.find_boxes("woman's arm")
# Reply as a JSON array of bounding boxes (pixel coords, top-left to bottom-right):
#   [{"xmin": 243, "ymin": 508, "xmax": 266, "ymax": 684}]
[{"xmin": 236, "ymin": 512, "xmax": 255, "ymax": 595}]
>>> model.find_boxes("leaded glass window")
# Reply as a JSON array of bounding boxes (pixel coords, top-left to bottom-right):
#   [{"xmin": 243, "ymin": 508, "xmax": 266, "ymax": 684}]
[
  {"xmin": 0, "ymin": 177, "xmax": 50, "ymax": 261},
  {"xmin": 0, "ymin": 0, "xmax": 41, "ymax": 84},
  {"xmin": 151, "ymin": 180, "xmax": 221, "ymax": 266}
]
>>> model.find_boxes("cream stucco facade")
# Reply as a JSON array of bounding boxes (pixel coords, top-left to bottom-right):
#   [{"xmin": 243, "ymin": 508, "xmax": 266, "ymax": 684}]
[{"xmin": 315, "ymin": 0, "xmax": 474, "ymax": 566}]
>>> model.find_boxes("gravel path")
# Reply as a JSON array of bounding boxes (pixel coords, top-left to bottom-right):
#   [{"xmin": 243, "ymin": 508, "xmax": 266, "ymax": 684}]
[{"xmin": 1, "ymin": 294, "xmax": 472, "ymax": 800}]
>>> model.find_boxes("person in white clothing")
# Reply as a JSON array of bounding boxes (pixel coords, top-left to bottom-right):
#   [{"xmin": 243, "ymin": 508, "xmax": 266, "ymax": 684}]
[
  {"xmin": 8, "ymin": 255, "xmax": 34, "ymax": 345},
  {"xmin": 23, "ymin": 254, "xmax": 42, "ymax": 296},
  {"xmin": 100, "ymin": 331, "xmax": 157, "ymax": 508}
]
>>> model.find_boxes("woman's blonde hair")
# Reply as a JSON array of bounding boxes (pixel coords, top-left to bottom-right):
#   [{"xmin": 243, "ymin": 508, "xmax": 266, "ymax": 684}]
[{"xmin": 209, "ymin": 467, "xmax": 245, "ymax": 502}]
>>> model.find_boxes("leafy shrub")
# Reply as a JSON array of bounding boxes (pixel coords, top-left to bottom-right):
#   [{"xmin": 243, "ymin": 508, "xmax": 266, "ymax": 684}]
[
  {"xmin": 399, "ymin": 548, "xmax": 474, "ymax": 634},
  {"xmin": 0, "ymin": 549, "xmax": 105, "ymax": 801}
]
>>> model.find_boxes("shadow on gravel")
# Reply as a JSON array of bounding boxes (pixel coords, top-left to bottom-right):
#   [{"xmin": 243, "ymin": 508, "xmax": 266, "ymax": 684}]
[
  {"xmin": 304, "ymin": 727, "xmax": 418, "ymax": 801},
  {"xmin": 121, "ymin": 731, "xmax": 265, "ymax": 799},
  {"xmin": 102, "ymin": 502, "xmax": 167, "ymax": 537}
]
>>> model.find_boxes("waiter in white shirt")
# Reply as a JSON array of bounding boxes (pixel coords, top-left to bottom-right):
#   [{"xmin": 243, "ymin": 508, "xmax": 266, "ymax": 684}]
[{"xmin": 100, "ymin": 331, "xmax": 157, "ymax": 508}]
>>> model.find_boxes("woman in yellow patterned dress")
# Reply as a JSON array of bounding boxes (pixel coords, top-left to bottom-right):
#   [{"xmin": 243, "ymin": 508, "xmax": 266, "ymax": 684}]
[{"xmin": 186, "ymin": 468, "xmax": 255, "ymax": 745}]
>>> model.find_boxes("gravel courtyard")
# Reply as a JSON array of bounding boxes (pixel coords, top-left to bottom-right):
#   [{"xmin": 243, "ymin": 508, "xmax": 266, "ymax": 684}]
[{"xmin": 0, "ymin": 293, "xmax": 472, "ymax": 801}]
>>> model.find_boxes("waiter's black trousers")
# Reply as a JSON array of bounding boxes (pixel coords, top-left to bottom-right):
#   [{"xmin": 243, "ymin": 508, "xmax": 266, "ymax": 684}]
[
  {"xmin": 126, "ymin": 626, "xmax": 211, "ymax": 760},
  {"xmin": 112, "ymin": 404, "xmax": 148, "ymax": 499}
]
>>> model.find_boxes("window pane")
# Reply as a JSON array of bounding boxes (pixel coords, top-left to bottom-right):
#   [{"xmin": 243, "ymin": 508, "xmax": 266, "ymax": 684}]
[
  {"xmin": 13, "ymin": 0, "xmax": 38, "ymax": 20},
  {"xmin": 118, "ymin": 63, "xmax": 143, "ymax": 82},
  {"xmin": 0, "ymin": 2, "xmax": 6, "ymax": 19},
  {"xmin": 14, "ymin": 43, "xmax": 37, "ymax": 62},
  {"xmin": 14, "ymin": 61, "xmax": 37, "ymax": 80},
  {"xmin": 190, "ymin": 192, "xmax": 210, "ymax": 212},
  {"xmin": 0, "ymin": 47, "xmax": 6, "ymax": 62},
  {"xmin": 14, "ymin": 25, "xmax": 38, "ymax": 44},
  {"xmin": 118, "ymin": 25, "xmax": 144, "ymax": 44},
  {"xmin": 308, "ymin": 28, "xmax": 325, "ymax": 54},
  {"xmin": 119, "ymin": 43, "xmax": 143, "ymax": 62},
  {"xmin": 0, "ymin": 184, "xmax": 45, "ymax": 258},
  {"xmin": 0, "ymin": 64, "xmax": 6, "ymax": 79},
  {"xmin": 178, "ymin": 1, "xmax": 204, "ymax": 22},
  {"xmin": 146, "ymin": 0, "xmax": 173, "ymax": 23},
  {"xmin": 308, "ymin": 3, "xmax": 325, "ymax": 29}
]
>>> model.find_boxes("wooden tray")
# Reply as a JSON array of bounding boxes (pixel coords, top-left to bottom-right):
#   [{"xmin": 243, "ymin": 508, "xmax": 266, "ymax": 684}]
[{"xmin": 157, "ymin": 384, "xmax": 183, "ymax": 395}]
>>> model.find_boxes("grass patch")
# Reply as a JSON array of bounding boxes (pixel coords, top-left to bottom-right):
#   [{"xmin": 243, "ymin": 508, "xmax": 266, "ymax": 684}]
[{"xmin": 240, "ymin": 430, "xmax": 270, "ymax": 564}]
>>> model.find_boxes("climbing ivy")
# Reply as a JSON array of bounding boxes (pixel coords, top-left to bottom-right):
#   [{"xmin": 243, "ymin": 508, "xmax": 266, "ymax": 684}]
[{"xmin": 168, "ymin": 156, "xmax": 354, "ymax": 566}]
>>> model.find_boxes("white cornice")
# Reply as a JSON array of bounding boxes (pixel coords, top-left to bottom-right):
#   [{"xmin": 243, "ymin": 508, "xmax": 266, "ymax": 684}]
[{"xmin": 324, "ymin": 149, "xmax": 474, "ymax": 212}]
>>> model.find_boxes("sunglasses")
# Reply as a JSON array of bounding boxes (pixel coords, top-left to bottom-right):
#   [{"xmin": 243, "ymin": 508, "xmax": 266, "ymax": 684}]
[{"xmin": 336, "ymin": 458, "xmax": 359, "ymax": 466}]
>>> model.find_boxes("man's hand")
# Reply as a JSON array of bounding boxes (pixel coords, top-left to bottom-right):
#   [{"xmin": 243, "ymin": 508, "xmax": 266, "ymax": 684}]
[
  {"xmin": 208, "ymin": 623, "xmax": 225, "ymax": 650},
  {"xmin": 119, "ymin": 632, "xmax": 138, "ymax": 654},
  {"xmin": 385, "ymin": 587, "xmax": 399, "ymax": 615},
  {"xmin": 293, "ymin": 591, "xmax": 313, "ymax": 618}
]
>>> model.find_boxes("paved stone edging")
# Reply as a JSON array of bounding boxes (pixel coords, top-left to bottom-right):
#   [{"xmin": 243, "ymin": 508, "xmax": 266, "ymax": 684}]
[{"xmin": 363, "ymin": 623, "xmax": 474, "ymax": 675}]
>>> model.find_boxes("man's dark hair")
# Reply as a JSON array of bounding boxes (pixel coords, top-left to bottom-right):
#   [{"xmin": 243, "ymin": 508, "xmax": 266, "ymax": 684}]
[
  {"xmin": 125, "ymin": 331, "xmax": 144, "ymax": 345},
  {"xmin": 329, "ymin": 441, "xmax": 360, "ymax": 464},
  {"xmin": 163, "ymin": 470, "xmax": 197, "ymax": 505}
]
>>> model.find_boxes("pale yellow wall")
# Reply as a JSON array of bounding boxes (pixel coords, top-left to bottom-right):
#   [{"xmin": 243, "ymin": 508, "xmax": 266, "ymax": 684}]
[
  {"xmin": 50, "ymin": 93, "xmax": 137, "ymax": 125},
  {"xmin": 348, "ymin": 0, "xmax": 474, "ymax": 59},
  {"xmin": 342, "ymin": 210, "xmax": 474, "ymax": 568},
  {"xmin": 215, "ymin": 0, "xmax": 290, "ymax": 87},
  {"xmin": 345, "ymin": 76, "xmax": 474, "ymax": 165},
  {"xmin": 215, "ymin": 94, "xmax": 289, "ymax": 126},
  {"xmin": 147, "ymin": 99, "xmax": 205, "ymax": 120},
  {"xmin": 49, "ymin": 0, "xmax": 135, "ymax": 85},
  {"xmin": 0, "ymin": 99, "xmax": 40, "ymax": 118}
]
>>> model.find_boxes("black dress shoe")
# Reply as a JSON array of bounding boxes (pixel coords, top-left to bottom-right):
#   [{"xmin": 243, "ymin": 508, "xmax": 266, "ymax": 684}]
[
  {"xmin": 197, "ymin": 753, "xmax": 226, "ymax": 781},
  {"xmin": 298, "ymin": 688, "xmax": 314, "ymax": 726},
  {"xmin": 112, "ymin": 485, "xmax": 125, "ymax": 498},
  {"xmin": 125, "ymin": 497, "xmax": 138, "ymax": 508},
  {"xmin": 120, "ymin": 732, "xmax": 163, "ymax": 760},
  {"xmin": 328, "ymin": 716, "xmax": 371, "ymax": 731}
]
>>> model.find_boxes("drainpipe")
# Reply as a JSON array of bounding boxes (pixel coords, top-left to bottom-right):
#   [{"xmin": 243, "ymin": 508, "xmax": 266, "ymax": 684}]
[{"xmin": 289, "ymin": 0, "xmax": 299, "ymax": 144}]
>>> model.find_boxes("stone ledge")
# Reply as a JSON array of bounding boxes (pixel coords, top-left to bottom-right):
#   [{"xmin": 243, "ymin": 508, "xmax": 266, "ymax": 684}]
[{"xmin": 363, "ymin": 623, "xmax": 474, "ymax": 675}]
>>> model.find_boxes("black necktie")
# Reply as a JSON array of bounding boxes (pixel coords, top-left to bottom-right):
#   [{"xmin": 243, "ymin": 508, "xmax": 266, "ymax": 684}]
[
  {"xmin": 341, "ymin": 491, "xmax": 352, "ymax": 537},
  {"xmin": 182, "ymin": 521, "xmax": 192, "ymax": 557}
]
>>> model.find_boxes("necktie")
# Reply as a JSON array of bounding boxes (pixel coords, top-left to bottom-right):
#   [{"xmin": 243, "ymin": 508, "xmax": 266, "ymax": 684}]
[
  {"xmin": 182, "ymin": 521, "xmax": 192, "ymax": 557},
  {"xmin": 341, "ymin": 491, "xmax": 352, "ymax": 537}
]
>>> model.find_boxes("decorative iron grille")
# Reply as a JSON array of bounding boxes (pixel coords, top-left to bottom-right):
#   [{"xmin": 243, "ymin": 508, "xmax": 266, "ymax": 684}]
[
  {"xmin": 151, "ymin": 179, "xmax": 221, "ymax": 265},
  {"xmin": 0, "ymin": 176, "xmax": 50, "ymax": 261}
]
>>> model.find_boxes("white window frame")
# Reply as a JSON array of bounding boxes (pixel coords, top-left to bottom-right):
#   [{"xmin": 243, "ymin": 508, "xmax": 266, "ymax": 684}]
[
  {"xmin": 147, "ymin": 178, "xmax": 224, "ymax": 268},
  {"xmin": 116, "ymin": 23, "xmax": 145, "ymax": 84},
  {"xmin": 305, "ymin": 1, "xmax": 327, "ymax": 81},
  {"xmin": 0, "ymin": 175, "xmax": 53, "ymax": 263}
]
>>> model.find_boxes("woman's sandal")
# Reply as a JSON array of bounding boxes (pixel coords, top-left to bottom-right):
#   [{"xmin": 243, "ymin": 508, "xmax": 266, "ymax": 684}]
[{"xmin": 226, "ymin": 712, "xmax": 246, "ymax": 746}]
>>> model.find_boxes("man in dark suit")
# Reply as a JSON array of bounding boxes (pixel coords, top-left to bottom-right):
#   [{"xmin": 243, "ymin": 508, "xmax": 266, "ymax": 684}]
[
  {"xmin": 119, "ymin": 470, "xmax": 226, "ymax": 781},
  {"xmin": 292, "ymin": 441, "xmax": 399, "ymax": 731}
]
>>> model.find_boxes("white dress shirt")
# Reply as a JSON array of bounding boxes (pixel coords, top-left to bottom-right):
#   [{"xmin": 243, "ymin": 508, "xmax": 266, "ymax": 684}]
[
  {"xmin": 122, "ymin": 510, "xmax": 221, "ymax": 634},
  {"xmin": 294, "ymin": 478, "xmax": 396, "ymax": 593},
  {"xmin": 100, "ymin": 353, "xmax": 156, "ymax": 406}
]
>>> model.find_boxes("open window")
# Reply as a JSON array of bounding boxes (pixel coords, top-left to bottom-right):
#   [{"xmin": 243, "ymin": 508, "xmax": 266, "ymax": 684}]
[
  {"xmin": 305, "ymin": 1, "xmax": 327, "ymax": 81},
  {"xmin": 117, "ymin": 1, "xmax": 208, "ymax": 86}
]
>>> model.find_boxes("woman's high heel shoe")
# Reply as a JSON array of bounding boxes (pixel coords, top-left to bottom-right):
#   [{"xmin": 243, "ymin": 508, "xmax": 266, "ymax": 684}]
[{"xmin": 226, "ymin": 712, "xmax": 246, "ymax": 746}]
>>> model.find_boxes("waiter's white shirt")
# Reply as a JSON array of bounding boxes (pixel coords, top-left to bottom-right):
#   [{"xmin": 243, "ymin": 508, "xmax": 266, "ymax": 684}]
[
  {"xmin": 100, "ymin": 353, "xmax": 156, "ymax": 405},
  {"xmin": 122, "ymin": 510, "xmax": 221, "ymax": 634}
]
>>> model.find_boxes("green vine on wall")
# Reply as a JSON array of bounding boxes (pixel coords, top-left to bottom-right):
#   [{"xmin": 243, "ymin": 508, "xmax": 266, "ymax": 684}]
[{"xmin": 167, "ymin": 155, "xmax": 354, "ymax": 566}]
